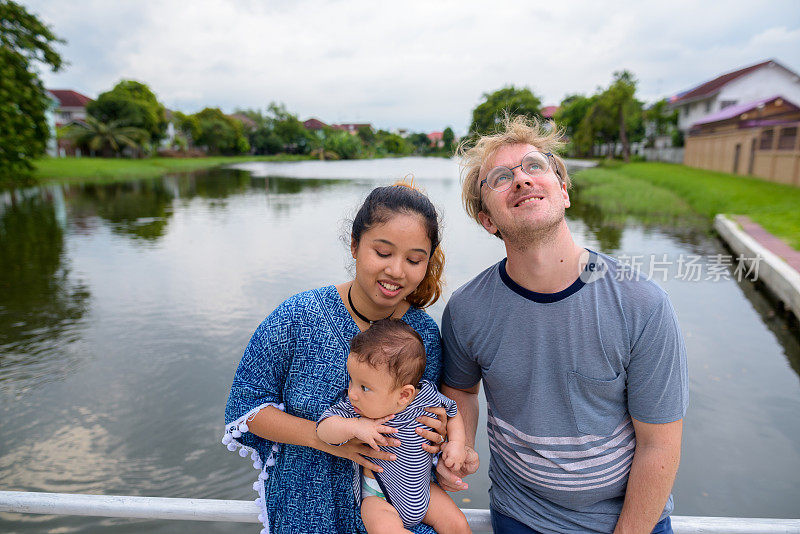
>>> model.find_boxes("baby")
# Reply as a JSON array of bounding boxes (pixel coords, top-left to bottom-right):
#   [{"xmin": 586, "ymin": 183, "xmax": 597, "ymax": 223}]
[{"xmin": 317, "ymin": 319, "xmax": 471, "ymax": 534}]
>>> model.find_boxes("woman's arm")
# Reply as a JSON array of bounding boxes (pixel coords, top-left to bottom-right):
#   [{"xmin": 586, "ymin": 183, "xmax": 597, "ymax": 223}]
[{"xmin": 247, "ymin": 406, "xmax": 399, "ymax": 473}]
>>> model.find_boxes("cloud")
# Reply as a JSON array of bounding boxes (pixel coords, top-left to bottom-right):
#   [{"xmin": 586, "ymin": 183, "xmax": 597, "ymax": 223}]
[{"xmin": 27, "ymin": 0, "xmax": 800, "ymax": 133}]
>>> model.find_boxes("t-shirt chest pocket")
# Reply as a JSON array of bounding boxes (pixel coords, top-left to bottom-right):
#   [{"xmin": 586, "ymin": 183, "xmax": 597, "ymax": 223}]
[{"xmin": 567, "ymin": 370, "xmax": 627, "ymax": 437}]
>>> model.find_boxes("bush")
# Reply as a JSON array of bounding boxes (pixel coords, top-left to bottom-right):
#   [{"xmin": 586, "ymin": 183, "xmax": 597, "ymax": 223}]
[{"xmin": 323, "ymin": 131, "xmax": 362, "ymax": 159}]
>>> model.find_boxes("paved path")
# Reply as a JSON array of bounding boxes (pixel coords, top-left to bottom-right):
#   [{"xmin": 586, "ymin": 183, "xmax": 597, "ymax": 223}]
[{"xmin": 734, "ymin": 216, "xmax": 800, "ymax": 273}]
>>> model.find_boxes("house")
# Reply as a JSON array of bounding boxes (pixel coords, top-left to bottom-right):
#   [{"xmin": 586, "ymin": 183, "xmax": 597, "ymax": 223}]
[
  {"xmin": 540, "ymin": 105, "xmax": 559, "ymax": 119},
  {"xmin": 230, "ymin": 113, "xmax": 258, "ymax": 132},
  {"xmin": 302, "ymin": 119, "xmax": 372, "ymax": 135},
  {"xmin": 669, "ymin": 59, "xmax": 800, "ymax": 136},
  {"xmin": 303, "ymin": 118, "xmax": 328, "ymax": 131},
  {"xmin": 332, "ymin": 123, "xmax": 371, "ymax": 135},
  {"xmin": 47, "ymin": 89, "xmax": 94, "ymax": 157},
  {"xmin": 427, "ymin": 131, "xmax": 444, "ymax": 148},
  {"xmin": 48, "ymin": 89, "xmax": 93, "ymax": 126},
  {"xmin": 684, "ymin": 95, "xmax": 800, "ymax": 186}
]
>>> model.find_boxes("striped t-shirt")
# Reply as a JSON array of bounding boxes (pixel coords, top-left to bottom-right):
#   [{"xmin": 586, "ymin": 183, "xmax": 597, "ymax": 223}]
[
  {"xmin": 318, "ymin": 380, "xmax": 458, "ymax": 529},
  {"xmin": 442, "ymin": 253, "xmax": 688, "ymax": 534}
]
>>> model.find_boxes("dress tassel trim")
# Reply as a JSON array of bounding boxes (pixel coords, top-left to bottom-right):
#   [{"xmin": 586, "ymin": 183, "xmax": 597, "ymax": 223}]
[{"xmin": 222, "ymin": 401, "xmax": 284, "ymax": 534}]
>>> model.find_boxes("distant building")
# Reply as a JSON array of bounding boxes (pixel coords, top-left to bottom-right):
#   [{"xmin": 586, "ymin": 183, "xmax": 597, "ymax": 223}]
[
  {"xmin": 302, "ymin": 118, "xmax": 372, "ymax": 135},
  {"xmin": 427, "ymin": 131, "xmax": 444, "ymax": 148},
  {"xmin": 669, "ymin": 59, "xmax": 800, "ymax": 136},
  {"xmin": 540, "ymin": 105, "xmax": 559, "ymax": 119},
  {"xmin": 47, "ymin": 89, "xmax": 93, "ymax": 157},
  {"xmin": 303, "ymin": 118, "xmax": 328, "ymax": 130},
  {"xmin": 48, "ymin": 89, "xmax": 93, "ymax": 126},
  {"xmin": 230, "ymin": 113, "xmax": 258, "ymax": 132},
  {"xmin": 684, "ymin": 95, "xmax": 800, "ymax": 186},
  {"xmin": 332, "ymin": 123, "xmax": 371, "ymax": 135}
]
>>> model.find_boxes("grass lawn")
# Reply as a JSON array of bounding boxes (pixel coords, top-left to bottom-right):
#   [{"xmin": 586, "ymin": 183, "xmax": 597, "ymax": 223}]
[
  {"xmin": 572, "ymin": 162, "xmax": 800, "ymax": 250},
  {"xmin": 31, "ymin": 154, "xmax": 312, "ymax": 184}
]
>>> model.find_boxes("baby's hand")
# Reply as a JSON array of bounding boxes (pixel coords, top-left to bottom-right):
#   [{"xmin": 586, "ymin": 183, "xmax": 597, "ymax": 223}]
[
  {"xmin": 440, "ymin": 441, "xmax": 467, "ymax": 471},
  {"xmin": 352, "ymin": 415, "xmax": 397, "ymax": 451}
]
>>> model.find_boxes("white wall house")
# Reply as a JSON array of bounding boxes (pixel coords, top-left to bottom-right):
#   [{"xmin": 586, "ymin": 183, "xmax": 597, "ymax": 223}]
[
  {"xmin": 669, "ymin": 59, "xmax": 800, "ymax": 135},
  {"xmin": 48, "ymin": 89, "xmax": 92, "ymax": 126}
]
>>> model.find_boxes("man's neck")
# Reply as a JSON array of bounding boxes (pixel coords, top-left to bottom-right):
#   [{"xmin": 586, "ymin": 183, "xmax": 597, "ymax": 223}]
[{"xmin": 504, "ymin": 222, "xmax": 585, "ymax": 294}]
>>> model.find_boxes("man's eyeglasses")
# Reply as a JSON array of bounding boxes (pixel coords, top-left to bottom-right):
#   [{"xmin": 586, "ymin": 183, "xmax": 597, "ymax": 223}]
[{"xmin": 481, "ymin": 151, "xmax": 556, "ymax": 192}]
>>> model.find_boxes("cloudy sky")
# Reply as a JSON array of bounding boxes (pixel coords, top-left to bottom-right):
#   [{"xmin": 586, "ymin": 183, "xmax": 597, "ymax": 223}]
[{"xmin": 26, "ymin": 0, "xmax": 800, "ymax": 134}]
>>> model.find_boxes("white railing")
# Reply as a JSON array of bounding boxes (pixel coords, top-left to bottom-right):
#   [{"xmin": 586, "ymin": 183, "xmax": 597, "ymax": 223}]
[{"xmin": 2, "ymin": 491, "xmax": 800, "ymax": 533}]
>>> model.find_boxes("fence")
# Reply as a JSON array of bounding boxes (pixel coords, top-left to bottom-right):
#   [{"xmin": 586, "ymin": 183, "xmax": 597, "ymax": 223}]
[{"xmin": 2, "ymin": 491, "xmax": 800, "ymax": 533}]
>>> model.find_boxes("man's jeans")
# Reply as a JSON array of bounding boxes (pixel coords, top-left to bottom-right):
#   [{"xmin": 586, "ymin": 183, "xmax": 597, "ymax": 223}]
[{"xmin": 490, "ymin": 509, "xmax": 673, "ymax": 534}]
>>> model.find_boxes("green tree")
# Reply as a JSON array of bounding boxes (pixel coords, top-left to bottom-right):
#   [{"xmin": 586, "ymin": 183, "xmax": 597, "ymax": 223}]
[
  {"xmin": 442, "ymin": 127, "xmax": 455, "ymax": 152},
  {"xmin": 192, "ymin": 107, "xmax": 250, "ymax": 155},
  {"xmin": 408, "ymin": 132, "xmax": 431, "ymax": 154},
  {"xmin": 644, "ymin": 98, "xmax": 678, "ymax": 146},
  {"xmin": 66, "ymin": 116, "xmax": 148, "ymax": 157},
  {"xmin": 469, "ymin": 86, "xmax": 542, "ymax": 135},
  {"xmin": 377, "ymin": 131, "xmax": 411, "ymax": 155},
  {"xmin": 554, "ymin": 94, "xmax": 594, "ymax": 138},
  {"xmin": 323, "ymin": 130, "xmax": 362, "ymax": 159},
  {"xmin": 87, "ymin": 80, "xmax": 167, "ymax": 146},
  {"xmin": 357, "ymin": 125, "xmax": 376, "ymax": 146},
  {"xmin": 598, "ymin": 71, "xmax": 641, "ymax": 161},
  {"xmin": 572, "ymin": 72, "xmax": 644, "ymax": 160},
  {"xmin": 267, "ymin": 102, "xmax": 314, "ymax": 154},
  {"xmin": 0, "ymin": 0, "xmax": 64, "ymax": 185},
  {"xmin": 172, "ymin": 111, "xmax": 201, "ymax": 144}
]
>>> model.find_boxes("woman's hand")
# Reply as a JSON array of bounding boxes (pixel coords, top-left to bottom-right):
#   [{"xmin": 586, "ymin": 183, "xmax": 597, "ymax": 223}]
[
  {"xmin": 323, "ymin": 437, "xmax": 400, "ymax": 474},
  {"xmin": 416, "ymin": 406, "xmax": 447, "ymax": 454},
  {"xmin": 436, "ymin": 445, "xmax": 479, "ymax": 492}
]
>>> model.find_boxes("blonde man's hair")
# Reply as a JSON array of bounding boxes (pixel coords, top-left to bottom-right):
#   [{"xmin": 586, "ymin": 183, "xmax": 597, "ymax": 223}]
[{"xmin": 457, "ymin": 115, "xmax": 572, "ymax": 231}]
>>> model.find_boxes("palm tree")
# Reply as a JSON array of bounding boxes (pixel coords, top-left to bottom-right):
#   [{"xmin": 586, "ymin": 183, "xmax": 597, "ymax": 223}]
[{"xmin": 66, "ymin": 117, "xmax": 149, "ymax": 157}]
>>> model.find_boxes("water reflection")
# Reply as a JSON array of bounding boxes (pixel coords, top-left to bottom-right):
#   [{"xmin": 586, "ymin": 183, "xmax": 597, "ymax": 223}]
[
  {"xmin": 0, "ymin": 189, "xmax": 90, "ymax": 393},
  {"xmin": 260, "ymin": 175, "xmax": 349, "ymax": 195},
  {"xmin": 173, "ymin": 168, "xmax": 251, "ymax": 201},
  {"xmin": 569, "ymin": 183, "xmax": 712, "ymax": 254},
  {"xmin": 68, "ymin": 180, "xmax": 175, "ymax": 241}
]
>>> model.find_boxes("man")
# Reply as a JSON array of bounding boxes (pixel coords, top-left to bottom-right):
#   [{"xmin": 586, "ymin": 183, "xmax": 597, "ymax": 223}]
[{"xmin": 435, "ymin": 116, "xmax": 688, "ymax": 534}]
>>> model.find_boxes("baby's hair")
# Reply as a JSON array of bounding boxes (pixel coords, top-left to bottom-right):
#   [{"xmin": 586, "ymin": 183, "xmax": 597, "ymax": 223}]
[{"xmin": 349, "ymin": 319, "xmax": 426, "ymax": 389}]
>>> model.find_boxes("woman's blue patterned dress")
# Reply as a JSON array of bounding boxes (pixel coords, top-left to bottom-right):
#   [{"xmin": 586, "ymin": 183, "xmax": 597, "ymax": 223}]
[{"xmin": 225, "ymin": 285, "xmax": 442, "ymax": 534}]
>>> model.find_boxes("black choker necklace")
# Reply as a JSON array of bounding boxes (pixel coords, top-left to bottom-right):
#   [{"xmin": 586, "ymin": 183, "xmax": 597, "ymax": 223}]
[{"xmin": 348, "ymin": 285, "xmax": 396, "ymax": 325}]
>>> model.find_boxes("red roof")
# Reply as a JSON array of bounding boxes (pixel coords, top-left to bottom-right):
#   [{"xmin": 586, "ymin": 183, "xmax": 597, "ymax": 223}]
[
  {"xmin": 541, "ymin": 105, "xmax": 559, "ymax": 118},
  {"xmin": 670, "ymin": 60, "xmax": 793, "ymax": 105},
  {"xmin": 303, "ymin": 118, "xmax": 327, "ymax": 130},
  {"xmin": 49, "ymin": 89, "xmax": 93, "ymax": 108},
  {"xmin": 427, "ymin": 131, "xmax": 443, "ymax": 141},
  {"xmin": 230, "ymin": 113, "xmax": 257, "ymax": 130}
]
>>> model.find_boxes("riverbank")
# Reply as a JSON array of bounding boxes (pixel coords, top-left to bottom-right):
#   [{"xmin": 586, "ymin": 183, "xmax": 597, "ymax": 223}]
[
  {"xmin": 30, "ymin": 155, "xmax": 314, "ymax": 185},
  {"xmin": 572, "ymin": 161, "xmax": 800, "ymax": 251},
  {"xmin": 715, "ymin": 214, "xmax": 800, "ymax": 323}
]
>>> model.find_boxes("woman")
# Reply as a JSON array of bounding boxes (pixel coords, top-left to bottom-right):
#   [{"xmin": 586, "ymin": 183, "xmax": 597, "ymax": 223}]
[{"xmin": 224, "ymin": 183, "xmax": 448, "ymax": 534}]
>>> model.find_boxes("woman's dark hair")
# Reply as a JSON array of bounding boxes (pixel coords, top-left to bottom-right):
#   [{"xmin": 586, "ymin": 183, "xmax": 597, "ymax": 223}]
[
  {"xmin": 351, "ymin": 182, "xmax": 444, "ymax": 308},
  {"xmin": 350, "ymin": 319, "xmax": 426, "ymax": 388}
]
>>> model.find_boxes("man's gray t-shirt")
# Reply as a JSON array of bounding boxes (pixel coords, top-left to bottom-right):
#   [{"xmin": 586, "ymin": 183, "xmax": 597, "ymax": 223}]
[{"xmin": 442, "ymin": 252, "xmax": 688, "ymax": 534}]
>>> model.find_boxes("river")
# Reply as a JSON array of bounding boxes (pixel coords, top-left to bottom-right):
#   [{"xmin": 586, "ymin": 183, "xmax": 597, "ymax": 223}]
[{"xmin": 1, "ymin": 157, "xmax": 798, "ymax": 532}]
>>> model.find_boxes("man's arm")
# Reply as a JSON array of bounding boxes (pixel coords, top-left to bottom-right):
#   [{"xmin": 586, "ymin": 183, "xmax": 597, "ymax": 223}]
[
  {"xmin": 437, "ymin": 383, "xmax": 481, "ymax": 491},
  {"xmin": 614, "ymin": 418, "xmax": 683, "ymax": 534}
]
